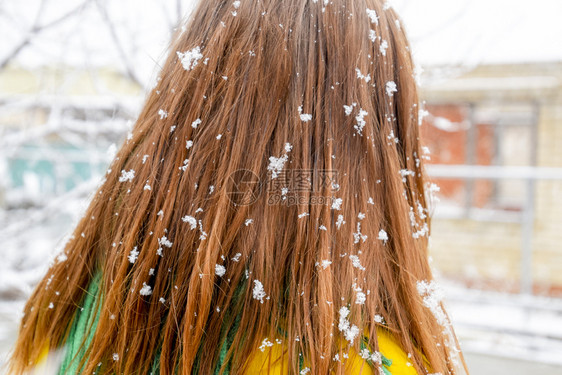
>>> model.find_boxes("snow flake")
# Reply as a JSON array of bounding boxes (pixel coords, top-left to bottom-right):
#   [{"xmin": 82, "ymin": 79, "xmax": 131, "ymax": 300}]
[
  {"xmin": 386, "ymin": 81, "xmax": 398, "ymax": 97},
  {"xmin": 245, "ymin": 218, "xmax": 253, "ymax": 226},
  {"xmin": 380, "ymin": 40, "xmax": 389, "ymax": 56},
  {"xmin": 399, "ymin": 169, "xmax": 415, "ymax": 182},
  {"xmin": 177, "ymin": 47, "xmax": 203, "ymax": 71},
  {"xmin": 113, "ymin": 353, "xmax": 119, "ymax": 361},
  {"xmin": 336, "ymin": 214, "xmax": 345, "ymax": 228},
  {"xmin": 359, "ymin": 348, "xmax": 370, "ymax": 359},
  {"xmin": 353, "ymin": 284, "xmax": 366, "ymax": 305},
  {"xmin": 412, "ymin": 221, "xmax": 429, "ymax": 239},
  {"xmin": 232, "ymin": 253, "xmax": 242, "ymax": 262},
  {"xmin": 191, "ymin": 118, "xmax": 202, "ymax": 128},
  {"xmin": 417, "ymin": 201, "xmax": 427, "ymax": 220},
  {"xmin": 371, "ymin": 350, "xmax": 383, "ymax": 364},
  {"xmin": 366, "ymin": 8, "xmax": 379, "ymax": 24},
  {"xmin": 331, "ymin": 198, "xmax": 343, "ymax": 210},
  {"xmin": 128, "ymin": 246, "xmax": 139, "ymax": 263},
  {"xmin": 198, "ymin": 220, "xmax": 208, "ymax": 240},
  {"xmin": 180, "ymin": 159, "xmax": 190, "ymax": 172},
  {"xmin": 232, "ymin": 1, "xmax": 241, "ymax": 15},
  {"xmin": 300, "ymin": 113, "xmax": 312, "ymax": 122},
  {"xmin": 338, "ymin": 306, "xmax": 360, "ymax": 344},
  {"xmin": 268, "ymin": 155, "xmax": 288, "ymax": 179},
  {"xmin": 158, "ymin": 109, "xmax": 168, "ymax": 119},
  {"xmin": 369, "ymin": 29, "xmax": 376, "ymax": 42},
  {"xmin": 297, "ymin": 105, "xmax": 313, "ymax": 122},
  {"xmin": 387, "ymin": 130, "xmax": 399, "ymax": 144},
  {"xmin": 157, "ymin": 235, "xmax": 172, "ymax": 256},
  {"xmin": 417, "ymin": 280, "xmax": 449, "ymax": 326},
  {"xmin": 353, "ymin": 222, "xmax": 367, "ymax": 243},
  {"xmin": 377, "ymin": 229, "xmax": 388, "ymax": 244},
  {"xmin": 354, "ymin": 108, "xmax": 368, "ymax": 136},
  {"xmin": 284, "ymin": 143, "xmax": 293, "ymax": 153},
  {"xmin": 258, "ymin": 338, "xmax": 274, "ymax": 352},
  {"xmin": 119, "ymin": 169, "xmax": 135, "ymax": 182},
  {"xmin": 252, "ymin": 280, "xmax": 268, "ymax": 303},
  {"xmin": 349, "ymin": 255, "xmax": 366, "ymax": 271},
  {"xmin": 343, "ymin": 103, "xmax": 356, "ymax": 116},
  {"xmin": 215, "ymin": 264, "xmax": 226, "ymax": 277},
  {"xmin": 268, "ymin": 143, "xmax": 292, "ymax": 179},
  {"xmin": 140, "ymin": 283, "xmax": 152, "ymax": 296},
  {"xmin": 158, "ymin": 235, "xmax": 173, "ymax": 248},
  {"xmin": 355, "ymin": 68, "xmax": 371, "ymax": 83},
  {"xmin": 182, "ymin": 215, "xmax": 197, "ymax": 229}
]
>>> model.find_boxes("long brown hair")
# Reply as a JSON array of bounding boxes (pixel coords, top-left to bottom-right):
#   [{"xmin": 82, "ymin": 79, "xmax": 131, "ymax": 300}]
[{"xmin": 8, "ymin": 0, "xmax": 468, "ymax": 374}]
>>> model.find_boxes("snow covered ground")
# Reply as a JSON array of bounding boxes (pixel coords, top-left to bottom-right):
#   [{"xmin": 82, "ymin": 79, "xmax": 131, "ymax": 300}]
[
  {"xmin": 464, "ymin": 353, "xmax": 562, "ymax": 375},
  {"xmin": 443, "ymin": 282, "xmax": 562, "ymax": 372}
]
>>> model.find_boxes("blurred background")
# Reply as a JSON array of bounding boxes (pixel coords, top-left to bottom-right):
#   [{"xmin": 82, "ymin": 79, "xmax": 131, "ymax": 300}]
[{"xmin": 1, "ymin": 0, "xmax": 561, "ymax": 373}]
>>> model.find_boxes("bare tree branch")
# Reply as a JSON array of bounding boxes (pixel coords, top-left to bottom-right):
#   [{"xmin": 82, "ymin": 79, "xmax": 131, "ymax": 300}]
[
  {"xmin": 0, "ymin": 0, "xmax": 92, "ymax": 69},
  {"xmin": 0, "ymin": 41, "xmax": 32, "ymax": 70},
  {"xmin": 95, "ymin": 0, "xmax": 143, "ymax": 87}
]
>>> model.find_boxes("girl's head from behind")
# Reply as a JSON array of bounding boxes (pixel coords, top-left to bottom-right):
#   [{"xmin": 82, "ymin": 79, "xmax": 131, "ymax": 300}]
[{"xmin": 9, "ymin": 1, "xmax": 467, "ymax": 374}]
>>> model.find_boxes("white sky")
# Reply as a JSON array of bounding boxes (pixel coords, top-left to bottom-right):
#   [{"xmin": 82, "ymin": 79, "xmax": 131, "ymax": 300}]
[
  {"xmin": 393, "ymin": 0, "xmax": 562, "ymax": 66},
  {"xmin": 2, "ymin": 0, "xmax": 561, "ymax": 85}
]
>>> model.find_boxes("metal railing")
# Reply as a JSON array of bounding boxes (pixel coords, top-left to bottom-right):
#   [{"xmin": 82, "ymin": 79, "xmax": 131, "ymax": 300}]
[{"xmin": 427, "ymin": 164, "xmax": 562, "ymax": 295}]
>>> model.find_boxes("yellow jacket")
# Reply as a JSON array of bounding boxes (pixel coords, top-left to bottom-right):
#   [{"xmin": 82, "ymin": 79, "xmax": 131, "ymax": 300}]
[
  {"xmin": 36, "ymin": 328, "xmax": 420, "ymax": 374},
  {"xmin": 33, "ymin": 270, "xmax": 426, "ymax": 374},
  {"xmin": 243, "ymin": 328, "xmax": 420, "ymax": 374}
]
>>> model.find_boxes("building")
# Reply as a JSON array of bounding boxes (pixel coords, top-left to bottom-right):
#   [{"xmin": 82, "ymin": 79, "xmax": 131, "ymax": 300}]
[{"xmin": 420, "ymin": 62, "xmax": 562, "ymax": 296}]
